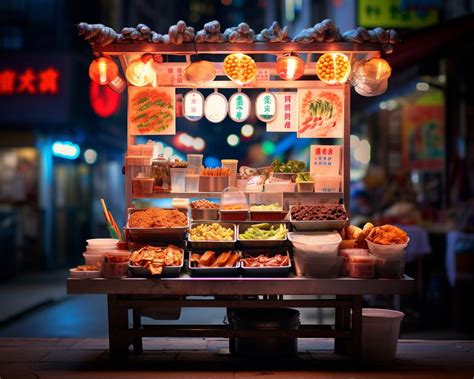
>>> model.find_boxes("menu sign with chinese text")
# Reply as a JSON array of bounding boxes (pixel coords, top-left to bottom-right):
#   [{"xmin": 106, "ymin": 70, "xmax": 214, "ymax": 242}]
[
  {"xmin": 183, "ymin": 90, "xmax": 204, "ymax": 121},
  {"xmin": 310, "ymin": 145, "xmax": 342, "ymax": 177},
  {"xmin": 256, "ymin": 92, "xmax": 277, "ymax": 122},
  {"xmin": 228, "ymin": 92, "xmax": 250, "ymax": 122},
  {"xmin": 297, "ymin": 88, "xmax": 344, "ymax": 138},
  {"xmin": 266, "ymin": 92, "xmax": 297, "ymax": 132},
  {"xmin": 0, "ymin": 53, "xmax": 71, "ymax": 123}
]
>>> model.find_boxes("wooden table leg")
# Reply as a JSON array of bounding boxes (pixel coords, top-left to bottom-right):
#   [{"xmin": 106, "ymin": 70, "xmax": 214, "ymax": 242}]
[
  {"xmin": 351, "ymin": 295, "xmax": 363, "ymax": 359},
  {"xmin": 334, "ymin": 295, "xmax": 350, "ymax": 355},
  {"xmin": 132, "ymin": 309, "xmax": 143, "ymax": 354},
  {"xmin": 107, "ymin": 295, "xmax": 130, "ymax": 359}
]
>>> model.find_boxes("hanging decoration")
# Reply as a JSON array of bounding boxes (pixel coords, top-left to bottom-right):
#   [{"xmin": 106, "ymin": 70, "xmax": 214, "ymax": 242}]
[
  {"xmin": 183, "ymin": 61, "xmax": 216, "ymax": 85},
  {"xmin": 223, "ymin": 53, "xmax": 257, "ymax": 85},
  {"xmin": 228, "ymin": 91, "xmax": 251, "ymax": 122},
  {"xmin": 125, "ymin": 54, "xmax": 156, "ymax": 87},
  {"xmin": 204, "ymin": 92, "xmax": 228, "ymax": 123},
  {"xmin": 89, "ymin": 56, "xmax": 118, "ymax": 85},
  {"xmin": 297, "ymin": 88, "xmax": 344, "ymax": 138},
  {"xmin": 316, "ymin": 53, "xmax": 351, "ymax": 84},
  {"xmin": 255, "ymin": 91, "xmax": 277, "ymax": 122},
  {"xmin": 128, "ymin": 86, "xmax": 175, "ymax": 135},
  {"xmin": 256, "ymin": 21, "xmax": 290, "ymax": 42},
  {"xmin": 276, "ymin": 53, "xmax": 305, "ymax": 80},
  {"xmin": 183, "ymin": 90, "xmax": 205, "ymax": 121}
]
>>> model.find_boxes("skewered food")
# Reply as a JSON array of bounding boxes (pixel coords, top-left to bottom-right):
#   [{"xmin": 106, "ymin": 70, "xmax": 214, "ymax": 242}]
[
  {"xmin": 129, "ymin": 209, "xmax": 187, "ymax": 228},
  {"xmin": 366, "ymin": 225, "xmax": 408, "ymax": 245},
  {"xmin": 129, "ymin": 245, "xmax": 183, "ymax": 275},
  {"xmin": 290, "ymin": 204, "xmax": 347, "ymax": 221},
  {"xmin": 189, "ymin": 250, "xmax": 240, "ymax": 268},
  {"xmin": 191, "ymin": 199, "xmax": 219, "ymax": 209},
  {"xmin": 189, "ymin": 223, "xmax": 234, "ymax": 241},
  {"xmin": 200, "ymin": 167, "xmax": 231, "ymax": 176},
  {"xmin": 242, "ymin": 254, "xmax": 289, "ymax": 267},
  {"xmin": 239, "ymin": 223, "xmax": 287, "ymax": 240}
]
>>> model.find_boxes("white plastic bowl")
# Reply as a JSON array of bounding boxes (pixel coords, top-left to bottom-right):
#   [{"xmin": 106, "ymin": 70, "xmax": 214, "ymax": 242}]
[
  {"xmin": 83, "ymin": 253, "xmax": 105, "ymax": 268},
  {"xmin": 86, "ymin": 238, "xmax": 119, "ymax": 248},
  {"xmin": 288, "ymin": 231, "xmax": 341, "ymax": 255},
  {"xmin": 69, "ymin": 268, "xmax": 101, "ymax": 278},
  {"xmin": 367, "ymin": 238, "xmax": 409, "ymax": 257},
  {"xmin": 293, "ymin": 250, "xmax": 343, "ymax": 278}
]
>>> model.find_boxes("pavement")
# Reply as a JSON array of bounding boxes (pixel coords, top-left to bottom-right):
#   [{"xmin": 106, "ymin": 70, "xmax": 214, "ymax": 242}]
[{"xmin": 0, "ymin": 338, "xmax": 473, "ymax": 378}]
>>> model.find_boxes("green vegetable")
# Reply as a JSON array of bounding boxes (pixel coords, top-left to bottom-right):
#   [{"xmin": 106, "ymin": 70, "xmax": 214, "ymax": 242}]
[
  {"xmin": 296, "ymin": 172, "xmax": 313, "ymax": 183},
  {"xmin": 239, "ymin": 223, "xmax": 288, "ymax": 240},
  {"xmin": 271, "ymin": 159, "xmax": 306, "ymax": 173},
  {"xmin": 250, "ymin": 203, "xmax": 282, "ymax": 211}
]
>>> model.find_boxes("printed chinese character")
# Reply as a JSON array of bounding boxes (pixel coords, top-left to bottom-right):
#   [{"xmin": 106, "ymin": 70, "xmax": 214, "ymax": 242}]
[
  {"xmin": 17, "ymin": 68, "xmax": 36, "ymax": 94},
  {"xmin": 284, "ymin": 113, "xmax": 290, "ymax": 120},
  {"xmin": 38, "ymin": 67, "xmax": 59, "ymax": 94},
  {"xmin": 284, "ymin": 121, "xmax": 291, "ymax": 129},
  {"xmin": 285, "ymin": 95, "xmax": 291, "ymax": 102},
  {"xmin": 0, "ymin": 69, "xmax": 16, "ymax": 94},
  {"xmin": 284, "ymin": 104, "xmax": 291, "ymax": 112}
]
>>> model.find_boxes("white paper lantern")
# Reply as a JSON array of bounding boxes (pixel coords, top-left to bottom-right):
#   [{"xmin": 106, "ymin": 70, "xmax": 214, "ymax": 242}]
[
  {"xmin": 204, "ymin": 92, "xmax": 228, "ymax": 123},
  {"xmin": 228, "ymin": 92, "xmax": 251, "ymax": 122},
  {"xmin": 183, "ymin": 90, "xmax": 204, "ymax": 121},
  {"xmin": 255, "ymin": 92, "xmax": 277, "ymax": 122}
]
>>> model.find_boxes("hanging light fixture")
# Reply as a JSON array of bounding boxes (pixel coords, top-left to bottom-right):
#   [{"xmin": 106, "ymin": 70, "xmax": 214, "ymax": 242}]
[
  {"xmin": 316, "ymin": 53, "xmax": 351, "ymax": 84},
  {"xmin": 275, "ymin": 53, "xmax": 305, "ymax": 80},
  {"xmin": 89, "ymin": 56, "xmax": 118, "ymax": 85},
  {"xmin": 184, "ymin": 60, "xmax": 216, "ymax": 85},
  {"xmin": 126, "ymin": 54, "xmax": 156, "ymax": 87},
  {"xmin": 360, "ymin": 57, "xmax": 391, "ymax": 81}
]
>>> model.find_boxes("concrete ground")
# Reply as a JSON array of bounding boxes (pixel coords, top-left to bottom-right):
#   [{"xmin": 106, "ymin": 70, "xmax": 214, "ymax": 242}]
[{"xmin": 0, "ymin": 338, "xmax": 473, "ymax": 378}]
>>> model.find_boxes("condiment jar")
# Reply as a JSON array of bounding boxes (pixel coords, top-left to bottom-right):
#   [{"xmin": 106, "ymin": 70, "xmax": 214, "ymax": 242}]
[
  {"xmin": 151, "ymin": 156, "xmax": 171, "ymax": 192},
  {"xmin": 347, "ymin": 255, "xmax": 376, "ymax": 279}
]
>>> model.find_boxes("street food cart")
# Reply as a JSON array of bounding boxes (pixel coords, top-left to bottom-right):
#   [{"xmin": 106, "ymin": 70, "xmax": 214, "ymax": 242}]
[{"xmin": 68, "ymin": 19, "xmax": 414, "ymax": 359}]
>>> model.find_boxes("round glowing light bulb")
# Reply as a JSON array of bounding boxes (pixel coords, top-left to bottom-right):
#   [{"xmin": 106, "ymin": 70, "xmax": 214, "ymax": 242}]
[
  {"xmin": 241, "ymin": 124, "xmax": 254, "ymax": 137},
  {"xmin": 126, "ymin": 55, "xmax": 156, "ymax": 86},
  {"xmin": 276, "ymin": 54, "xmax": 305, "ymax": 80},
  {"xmin": 227, "ymin": 134, "xmax": 240, "ymax": 146}
]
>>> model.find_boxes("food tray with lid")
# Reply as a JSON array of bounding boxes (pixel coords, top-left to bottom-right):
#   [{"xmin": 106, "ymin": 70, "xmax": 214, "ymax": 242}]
[
  {"xmin": 237, "ymin": 223, "xmax": 288, "ymax": 248},
  {"xmin": 188, "ymin": 222, "xmax": 237, "ymax": 249},
  {"xmin": 240, "ymin": 250, "xmax": 291, "ymax": 277},
  {"xmin": 125, "ymin": 208, "xmax": 189, "ymax": 242},
  {"xmin": 188, "ymin": 250, "xmax": 241, "ymax": 277},
  {"xmin": 289, "ymin": 206, "xmax": 347, "ymax": 231}
]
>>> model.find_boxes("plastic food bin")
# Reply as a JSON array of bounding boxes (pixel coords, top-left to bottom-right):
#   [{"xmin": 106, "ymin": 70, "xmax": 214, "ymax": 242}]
[
  {"xmin": 186, "ymin": 154, "xmax": 203, "ymax": 175},
  {"xmin": 288, "ymin": 231, "xmax": 341, "ymax": 256},
  {"xmin": 185, "ymin": 174, "xmax": 200, "ymax": 192},
  {"xmin": 312, "ymin": 175, "xmax": 341, "ymax": 192},
  {"xmin": 293, "ymin": 251, "xmax": 342, "ymax": 278},
  {"xmin": 86, "ymin": 239, "xmax": 119, "ymax": 250},
  {"xmin": 347, "ymin": 255, "xmax": 376, "ymax": 279},
  {"xmin": 221, "ymin": 159, "xmax": 238, "ymax": 187},
  {"xmin": 101, "ymin": 252, "xmax": 130, "ymax": 278},
  {"xmin": 375, "ymin": 255, "xmax": 405, "ymax": 279},
  {"xmin": 83, "ymin": 252, "xmax": 105, "ymax": 268},
  {"xmin": 367, "ymin": 238, "xmax": 409, "ymax": 257},
  {"xmin": 339, "ymin": 249, "xmax": 368, "ymax": 276},
  {"xmin": 362, "ymin": 308, "xmax": 405, "ymax": 362},
  {"xmin": 170, "ymin": 167, "xmax": 186, "ymax": 192}
]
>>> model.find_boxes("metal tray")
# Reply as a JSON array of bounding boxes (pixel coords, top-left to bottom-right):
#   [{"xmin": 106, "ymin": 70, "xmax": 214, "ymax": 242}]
[
  {"xmin": 289, "ymin": 206, "xmax": 348, "ymax": 231},
  {"xmin": 237, "ymin": 223, "xmax": 288, "ymax": 248},
  {"xmin": 219, "ymin": 210, "xmax": 249, "ymax": 221},
  {"xmin": 191, "ymin": 208, "xmax": 219, "ymax": 221},
  {"xmin": 127, "ymin": 245, "xmax": 184, "ymax": 278},
  {"xmin": 126, "ymin": 208, "xmax": 189, "ymax": 242},
  {"xmin": 249, "ymin": 210, "xmax": 287, "ymax": 221},
  {"xmin": 188, "ymin": 250, "xmax": 241, "ymax": 277},
  {"xmin": 188, "ymin": 222, "xmax": 237, "ymax": 249},
  {"xmin": 240, "ymin": 250, "xmax": 291, "ymax": 277}
]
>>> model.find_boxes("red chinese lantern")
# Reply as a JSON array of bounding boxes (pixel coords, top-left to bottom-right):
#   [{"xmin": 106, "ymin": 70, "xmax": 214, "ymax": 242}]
[
  {"xmin": 89, "ymin": 80, "xmax": 121, "ymax": 118},
  {"xmin": 89, "ymin": 56, "xmax": 118, "ymax": 85},
  {"xmin": 276, "ymin": 53, "xmax": 305, "ymax": 80}
]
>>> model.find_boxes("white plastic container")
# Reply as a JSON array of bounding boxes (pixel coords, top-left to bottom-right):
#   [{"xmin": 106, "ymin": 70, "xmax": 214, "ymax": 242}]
[
  {"xmin": 362, "ymin": 308, "xmax": 405, "ymax": 362},
  {"xmin": 347, "ymin": 255, "xmax": 376, "ymax": 279},
  {"xmin": 375, "ymin": 256, "xmax": 406, "ymax": 279},
  {"xmin": 170, "ymin": 167, "xmax": 186, "ymax": 192},
  {"xmin": 312, "ymin": 175, "xmax": 341, "ymax": 193},
  {"xmin": 69, "ymin": 268, "xmax": 101, "ymax": 278},
  {"xmin": 367, "ymin": 238, "xmax": 409, "ymax": 257},
  {"xmin": 288, "ymin": 231, "xmax": 342, "ymax": 256},
  {"xmin": 86, "ymin": 239, "xmax": 119, "ymax": 249},
  {"xmin": 186, "ymin": 154, "xmax": 203, "ymax": 175},
  {"xmin": 264, "ymin": 182, "xmax": 295, "ymax": 193},
  {"xmin": 293, "ymin": 251, "xmax": 342, "ymax": 278},
  {"xmin": 83, "ymin": 253, "xmax": 105, "ymax": 268},
  {"xmin": 185, "ymin": 174, "xmax": 200, "ymax": 192},
  {"xmin": 339, "ymin": 249, "xmax": 368, "ymax": 276}
]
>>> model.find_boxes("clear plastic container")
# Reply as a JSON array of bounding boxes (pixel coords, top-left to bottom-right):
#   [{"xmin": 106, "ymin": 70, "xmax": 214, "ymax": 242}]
[
  {"xmin": 312, "ymin": 175, "xmax": 341, "ymax": 193},
  {"xmin": 288, "ymin": 231, "xmax": 342, "ymax": 256},
  {"xmin": 347, "ymin": 255, "xmax": 376, "ymax": 279},
  {"xmin": 132, "ymin": 176, "xmax": 154, "ymax": 197},
  {"xmin": 69, "ymin": 268, "xmax": 101, "ymax": 279},
  {"xmin": 367, "ymin": 238, "xmax": 409, "ymax": 257},
  {"xmin": 264, "ymin": 182, "xmax": 295, "ymax": 193},
  {"xmin": 187, "ymin": 154, "xmax": 203, "ymax": 175},
  {"xmin": 101, "ymin": 251, "xmax": 130, "ymax": 278},
  {"xmin": 221, "ymin": 159, "xmax": 238, "ymax": 187},
  {"xmin": 170, "ymin": 167, "xmax": 186, "ymax": 192},
  {"xmin": 293, "ymin": 251, "xmax": 342, "ymax": 278},
  {"xmin": 83, "ymin": 252, "xmax": 105, "ymax": 268},
  {"xmin": 339, "ymin": 249, "xmax": 368, "ymax": 276},
  {"xmin": 185, "ymin": 174, "xmax": 200, "ymax": 192},
  {"xmin": 220, "ymin": 187, "xmax": 248, "ymax": 220},
  {"xmin": 86, "ymin": 238, "xmax": 119, "ymax": 250},
  {"xmin": 375, "ymin": 255, "xmax": 405, "ymax": 279}
]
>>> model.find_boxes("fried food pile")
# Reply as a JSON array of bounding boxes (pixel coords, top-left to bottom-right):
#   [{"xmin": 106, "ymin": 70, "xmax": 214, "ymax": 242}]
[
  {"xmin": 129, "ymin": 245, "xmax": 183, "ymax": 275},
  {"xmin": 191, "ymin": 199, "xmax": 219, "ymax": 209},
  {"xmin": 129, "ymin": 208, "xmax": 187, "ymax": 228},
  {"xmin": 366, "ymin": 225, "xmax": 408, "ymax": 245},
  {"xmin": 189, "ymin": 223, "xmax": 234, "ymax": 241},
  {"xmin": 190, "ymin": 250, "xmax": 240, "ymax": 268},
  {"xmin": 75, "ymin": 265, "xmax": 99, "ymax": 271},
  {"xmin": 242, "ymin": 254, "xmax": 289, "ymax": 267}
]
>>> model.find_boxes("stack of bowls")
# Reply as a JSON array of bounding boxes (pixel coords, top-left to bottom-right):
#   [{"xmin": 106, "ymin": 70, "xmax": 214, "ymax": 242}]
[{"xmin": 83, "ymin": 238, "xmax": 120, "ymax": 268}]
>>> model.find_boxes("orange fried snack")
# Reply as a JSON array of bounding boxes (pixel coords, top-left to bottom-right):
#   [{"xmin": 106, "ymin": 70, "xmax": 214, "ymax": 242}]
[
  {"xmin": 367, "ymin": 225, "xmax": 408, "ymax": 245},
  {"xmin": 129, "ymin": 209, "xmax": 187, "ymax": 228},
  {"xmin": 129, "ymin": 245, "xmax": 183, "ymax": 275}
]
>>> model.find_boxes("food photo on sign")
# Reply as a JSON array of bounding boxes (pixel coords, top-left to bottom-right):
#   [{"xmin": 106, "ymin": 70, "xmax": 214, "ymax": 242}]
[{"xmin": 297, "ymin": 88, "xmax": 344, "ymax": 138}]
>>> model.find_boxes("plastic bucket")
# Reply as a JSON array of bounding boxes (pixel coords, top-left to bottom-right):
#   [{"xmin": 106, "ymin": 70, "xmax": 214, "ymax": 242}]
[{"xmin": 362, "ymin": 308, "xmax": 405, "ymax": 362}]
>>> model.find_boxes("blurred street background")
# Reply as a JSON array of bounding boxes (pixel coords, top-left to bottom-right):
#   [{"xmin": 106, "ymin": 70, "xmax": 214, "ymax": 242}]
[{"xmin": 0, "ymin": 0, "xmax": 473, "ymax": 340}]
